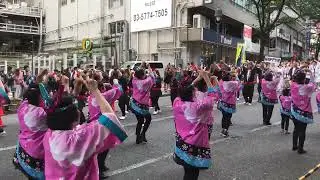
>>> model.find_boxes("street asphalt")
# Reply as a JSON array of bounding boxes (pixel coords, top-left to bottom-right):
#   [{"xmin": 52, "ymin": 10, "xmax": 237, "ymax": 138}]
[{"xmin": 0, "ymin": 94, "xmax": 319, "ymax": 180}]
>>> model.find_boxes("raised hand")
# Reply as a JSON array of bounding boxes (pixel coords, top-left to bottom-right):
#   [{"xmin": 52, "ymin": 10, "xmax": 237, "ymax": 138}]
[{"xmin": 86, "ymin": 79, "xmax": 98, "ymax": 92}]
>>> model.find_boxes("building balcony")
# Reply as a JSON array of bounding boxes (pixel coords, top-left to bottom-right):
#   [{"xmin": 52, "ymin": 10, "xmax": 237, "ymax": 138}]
[
  {"xmin": 179, "ymin": 28, "xmax": 244, "ymax": 47},
  {"xmin": 0, "ymin": 23, "xmax": 43, "ymax": 35},
  {"xmin": 0, "ymin": 6, "xmax": 42, "ymax": 17}
]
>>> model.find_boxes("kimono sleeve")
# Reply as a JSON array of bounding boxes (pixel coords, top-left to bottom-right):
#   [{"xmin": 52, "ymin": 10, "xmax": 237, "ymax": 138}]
[
  {"xmin": 143, "ymin": 75, "xmax": 155, "ymax": 89},
  {"xmin": 265, "ymin": 78, "xmax": 280, "ymax": 90},
  {"xmin": 195, "ymin": 87, "xmax": 217, "ymax": 111},
  {"xmin": 48, "ymin": 113, "xmax": 127, "ymax": 167},
  {"xmin": 207, "ymin": 85, "xmax": 221, "ymax": 101},
  {"xmin": 102, "ymin": 85, "xmax": 123, "ymax": 103},
  {"xmin": 299, "ymin": 83, "xmax": 315, "ymax": 97}
]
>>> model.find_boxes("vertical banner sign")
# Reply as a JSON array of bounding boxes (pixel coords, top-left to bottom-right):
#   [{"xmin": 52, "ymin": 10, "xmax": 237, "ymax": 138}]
[
  {"xmin": 243, "ymin": 25, "xmax": 252, "ymax": 40},
  {"xmin": 131, "ymin": 0, "xmax": 172, "ymax": 32},
  {"xmin": 306, "ymin": 26, "xmax": 311, "ymax": 55},
  {"xmin": 243, "ymin": 25, "xmax": 253, "ymax": 52},
  {"xmin": 235, "ymin": 43, "xmax": 246, "ymax": 67}
]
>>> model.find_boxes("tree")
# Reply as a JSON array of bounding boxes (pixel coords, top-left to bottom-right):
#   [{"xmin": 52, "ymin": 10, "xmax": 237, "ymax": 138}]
[
  {"xmin": 292, "ymin": 0, "xmax": 320, "ymax": 20},
  {"xmin": 250, "ymin": 0, "xmax": 297, "ymax": 62},
  {"xmin": 292, "ymin": 0, "xmax": 320, "ymax": 59}
]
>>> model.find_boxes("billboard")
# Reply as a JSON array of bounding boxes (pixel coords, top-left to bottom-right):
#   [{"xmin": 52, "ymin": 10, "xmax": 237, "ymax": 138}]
[{"xmin": 131, "ymin": 0, "xmax": 172, "ymax": 32}]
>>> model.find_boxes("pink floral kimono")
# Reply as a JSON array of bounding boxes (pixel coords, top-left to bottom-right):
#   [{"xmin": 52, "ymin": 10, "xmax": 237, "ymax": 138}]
[
  {"xmin": 13, "ymin": 100, "xmax": 47, "ymax": 179},
  {"xmin": 43, "ymin": 113, "xmax": 127, "ymax": 180},
  {"xmin": 291, "ymin": 82, "xmax": 315, "ymax": 124},
  {"xmin": 173, "ymin": 86, "xmax": 219, "ymax": 169},
  {"xmin": 260, "ymin": 78, "xmax": 280, "ymax": 105},
  {"xmin": 218, "ymin": 80, "xmax": 240, "ymax": 114},
  {"xmin": 279, "ymin": 95, "xmax": 292, "ymax": 116},
  {"xmin": 130, "ymin": 75, "xmax": 154, "ymax": 116},
  {"xmin": 88, "ymin": 85, "xmax": 123, "ymax": 122}
]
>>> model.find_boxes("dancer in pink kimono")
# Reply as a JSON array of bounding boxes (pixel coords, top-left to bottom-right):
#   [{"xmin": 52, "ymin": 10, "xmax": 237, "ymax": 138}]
[
  {"xmin": 218, "ymin": 72, "xmax": 240, "ymax": 137},
  {"xmin": 44, "ymin": 79, "xmax": 127, "ymax": 180},
  {"xmin": 12, "ymin": 85, "xmax": 47, "ymax": 180},
  {"xmin": 0, "ymin": 79, "xmax": 9, "ymax": 136},
  {"xmin": 260, "ymin": 71, "xmax": 280, "ymax": 125},
  {"xmin": 130, "ymin": 65, "xmax": 155, "ymax": 144},
  {"xmin": 194, "ymin": 78, "xmax": 218, "ymax": 140},
  {"xmin": 291, "ymin": 70, "xmax": 315, "ymax": 154},
  {"xmin": 173, "ymin": 70, "xmax": 218, "ymax": 180},
  {"xmin": 12, "ymin": 71, "xmax": 67, "ymax": 180},
  {"xmin": 88, "ymin": 80, "xmax": 122, "ymax": 123},
  {"xmin": 87, "ymin": 77, "xmax": 122, "ymax": 176},
  {"xmin": 279, "ymin": 81, "xmax": 291, "ymax": 134}
]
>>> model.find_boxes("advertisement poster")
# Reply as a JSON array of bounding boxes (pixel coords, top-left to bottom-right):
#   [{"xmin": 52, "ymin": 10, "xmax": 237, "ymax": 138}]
[{"xmin": 131, "ymin": 0, "xmax": 172, "ymax": 32}]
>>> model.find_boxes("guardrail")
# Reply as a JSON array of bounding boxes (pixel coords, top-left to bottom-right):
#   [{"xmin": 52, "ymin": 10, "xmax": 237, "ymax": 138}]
[
  {"xmin": 0, "ymin": 6, "xmax": 41, "ymax": 17},
  {"xmin": 0, "ymin": 23, "xmax": 40, "ymax": 34}
]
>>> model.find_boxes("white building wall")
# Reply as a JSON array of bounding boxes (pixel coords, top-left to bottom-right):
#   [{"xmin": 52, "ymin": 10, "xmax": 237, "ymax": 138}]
[{"xmin": 43, "ymin": 0, "xmax": 58, "ymax": 40}]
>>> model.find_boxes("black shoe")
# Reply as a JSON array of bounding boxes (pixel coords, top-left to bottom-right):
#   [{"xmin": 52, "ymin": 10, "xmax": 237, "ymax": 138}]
[
  {"xmin": 220, "ymin": 129, "xmax": 229, "ymax": 138},
  {"xmin": 264, "ymin": 122, "xmax": 272, "ymax": 126},
  {"xmin": 292, "ymin": 147, "xmax": 298, "ymax": 151},
  {"xmin": 100, "ymin": 165, "xmax": 109, "ymax": 172},
  {"xmin": 136, "ymin": 135, "xmax": 142, "ymax": 144},
  {"xmin": 141, "ymin": 134, "xmax": 148, "ymax": 143},
  {"xmin": 298, "ymin": 149, "xmax": 307, "ymax": 154},
  {"xmin": 230, "ymin": 122, "xmax": 233, "ymax": 126},
  {"xmin": 99, "ymin": 172, "xmax": 109, "ymax": 179}
]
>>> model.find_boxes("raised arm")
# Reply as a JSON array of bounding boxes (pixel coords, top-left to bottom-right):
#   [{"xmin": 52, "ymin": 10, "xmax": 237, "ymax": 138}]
[
  {"xmin": 36, "ymin": 69, "xmax": 49, "ymax": 84},
  {"xmin": 87, "ymin": 79, "xmax": 113, "ymax": 114}
]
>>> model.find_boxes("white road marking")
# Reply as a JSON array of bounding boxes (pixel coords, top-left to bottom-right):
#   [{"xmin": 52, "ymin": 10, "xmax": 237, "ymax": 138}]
[
  {"xmin": 106, "ymin": 154, "xmax": 172, "ymax": 177},
  {"xmin": 0, "ymin": 145, "xmax": 16, "ymax": 151},
  {"xmin": 106, "ymin": 138, "xmax": 230, "ymax": 177},
  {"xmin": 250, "ymin": 121, "xmax": 281, "ymax": 133}
]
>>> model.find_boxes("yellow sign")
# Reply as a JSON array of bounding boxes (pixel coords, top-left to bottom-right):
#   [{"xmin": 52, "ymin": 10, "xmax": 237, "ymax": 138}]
[
  {"xmin": 235, "ymin": 43, "xmax": 246, "ymax": 67},
  {"xmin": 82, "ymin": 38, "xmax": 93, "ymax": 51}
]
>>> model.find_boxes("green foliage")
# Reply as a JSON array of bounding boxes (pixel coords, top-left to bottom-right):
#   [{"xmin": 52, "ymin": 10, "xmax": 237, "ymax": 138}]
[
  {"xmin": 250, "ymin": 0, "xmax": 292, "ymax": 35},
  {"xmin": 292, "ymin": 0, "xmax": 320, "ymax": 20}
]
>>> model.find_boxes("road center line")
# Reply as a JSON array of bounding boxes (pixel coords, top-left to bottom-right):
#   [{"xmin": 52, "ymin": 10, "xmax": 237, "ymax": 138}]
[{"xmin": 106, "ymin": 137, "xmax": 230, "ymax": 177}]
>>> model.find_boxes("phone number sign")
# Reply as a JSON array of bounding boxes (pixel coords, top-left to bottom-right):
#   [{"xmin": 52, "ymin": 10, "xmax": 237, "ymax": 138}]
[{"xmin": 131, "ymin": 0, "xmax": 172, "ymax": 32}]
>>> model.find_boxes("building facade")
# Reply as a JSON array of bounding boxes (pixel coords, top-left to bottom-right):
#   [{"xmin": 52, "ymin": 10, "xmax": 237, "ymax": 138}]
[
  {"xmin": 0, "ymin": 0, "xmax": 44, "ymax": 73},
  {"xmin": 43, "ymin": 0, "xmax": 307, "ymax": 70}
]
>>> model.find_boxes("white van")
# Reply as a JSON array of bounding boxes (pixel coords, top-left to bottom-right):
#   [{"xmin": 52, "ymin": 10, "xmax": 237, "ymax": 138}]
[{"xmin": 120, "ymin": 61, "xmax": 165, "ymax": 77}]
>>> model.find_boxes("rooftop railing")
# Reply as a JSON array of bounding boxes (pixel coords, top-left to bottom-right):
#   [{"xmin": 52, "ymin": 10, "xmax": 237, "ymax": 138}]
[{"xmin": 0, "ymin": 6, "xmax": 41, "ymax": 17}]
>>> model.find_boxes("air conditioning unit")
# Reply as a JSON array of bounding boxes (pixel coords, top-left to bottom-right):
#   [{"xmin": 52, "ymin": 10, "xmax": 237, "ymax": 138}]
[{"xmin": 193, "ymin": 14, "xmax": 210, "ymax": 29}]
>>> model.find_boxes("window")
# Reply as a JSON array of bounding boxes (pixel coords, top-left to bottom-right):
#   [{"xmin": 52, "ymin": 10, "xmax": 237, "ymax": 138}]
[
  {"xmin": 117, "ymin": 21, "xmax": 124, "ymax": 33},
  {"xmin": 269, "ymin": 38, "xmax": 276, "ymax": 49},
  {"xmin": 109, "ymin": 0, "xmax": 123, "ymax": 9},
  {"xmin": 109, "ymin": 21, "xmax": 125, "ymax": 34},
  {"xmin": 109, "ymin": 22, "xmax": 116, "ymax": 34},
  {"xmin": 61, "ymin": 0, "xmax": 67, "ymax": 6},
  {"xmin": 193, "ymin": 18, "xmax": 198, "ymax": 28}
]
